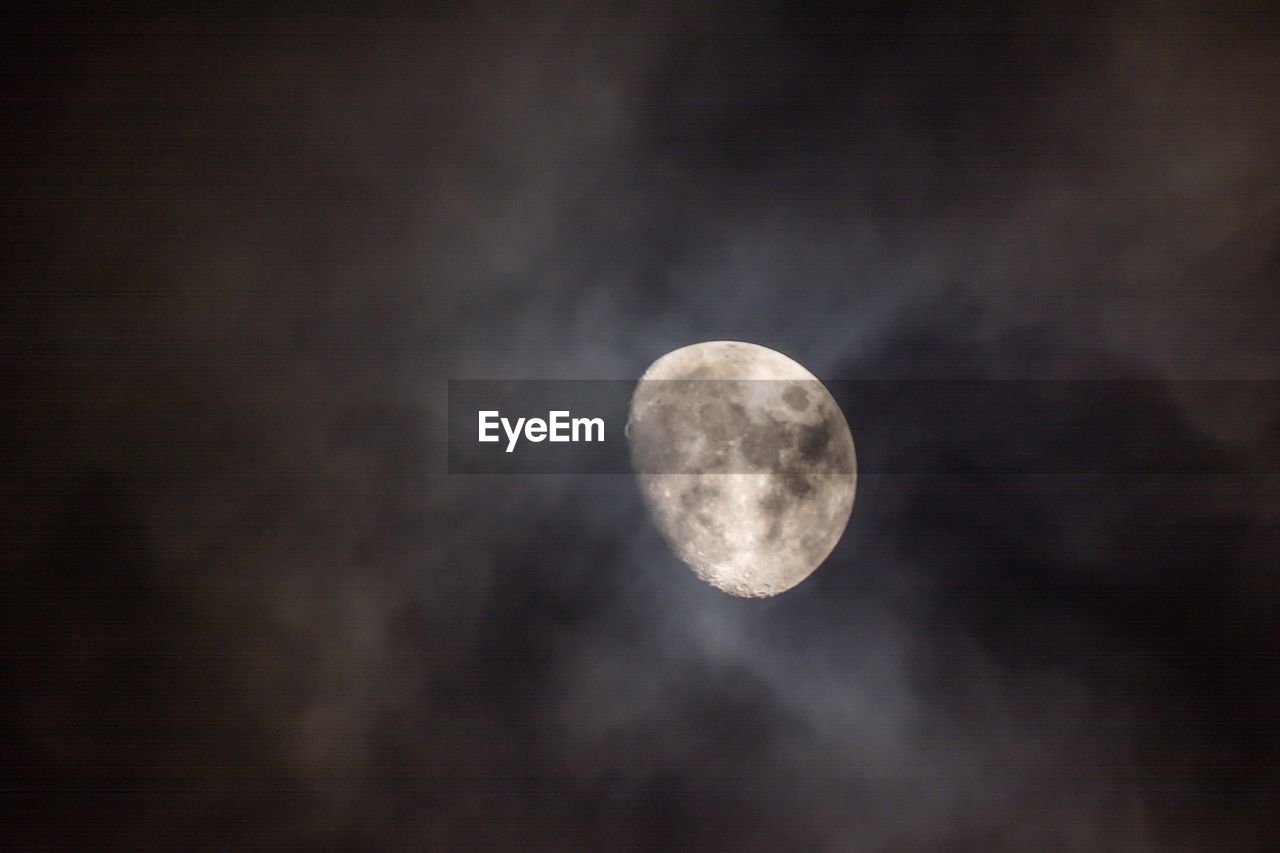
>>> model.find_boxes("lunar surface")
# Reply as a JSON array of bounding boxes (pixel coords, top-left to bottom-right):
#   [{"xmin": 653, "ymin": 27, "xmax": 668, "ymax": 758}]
[{"xmin": 627, "ymin": 341, "xmax": 856, "ymax": 597}]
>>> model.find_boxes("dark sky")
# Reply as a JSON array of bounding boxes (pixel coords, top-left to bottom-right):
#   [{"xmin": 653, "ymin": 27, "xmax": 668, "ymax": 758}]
[{"xmin": 3, "ymin": 1, "xmax": 1280, "ymax": 849}]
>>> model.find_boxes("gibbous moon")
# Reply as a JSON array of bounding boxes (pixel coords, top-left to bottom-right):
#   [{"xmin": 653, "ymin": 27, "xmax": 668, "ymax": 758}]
[{"xmin": 627, "ymin": 341, "xmax": 856, "ymax": 597}]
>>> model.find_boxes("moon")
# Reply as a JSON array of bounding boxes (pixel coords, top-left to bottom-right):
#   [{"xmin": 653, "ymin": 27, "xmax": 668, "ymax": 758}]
[{"xmin": 627, "ymin": 341, "xmax": 856, "ymax": 597}]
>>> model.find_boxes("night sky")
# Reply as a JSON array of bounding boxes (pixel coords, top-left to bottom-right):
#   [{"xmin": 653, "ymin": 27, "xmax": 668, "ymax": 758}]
[{"xmin": 4, "ymin": 2, "xmax": 1280, "ymax": 849}]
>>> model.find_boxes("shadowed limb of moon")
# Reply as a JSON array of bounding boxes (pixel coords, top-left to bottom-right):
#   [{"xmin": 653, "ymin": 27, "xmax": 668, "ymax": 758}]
[{"xmin": 627, "ymin": 341, "xmax": 856, "ymax": 598}]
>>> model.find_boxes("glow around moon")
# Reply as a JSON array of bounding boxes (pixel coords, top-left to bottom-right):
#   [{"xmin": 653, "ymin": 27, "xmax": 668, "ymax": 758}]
[{"xmin": 627, "ymin": 341, "xmax": 856, "ymax": 597}]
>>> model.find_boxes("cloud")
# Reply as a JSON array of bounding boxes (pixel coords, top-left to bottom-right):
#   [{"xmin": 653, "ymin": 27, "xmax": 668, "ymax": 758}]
[{"xmin": 3, "ymin": 1, "xmax": 1278, "ymax": 848}]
